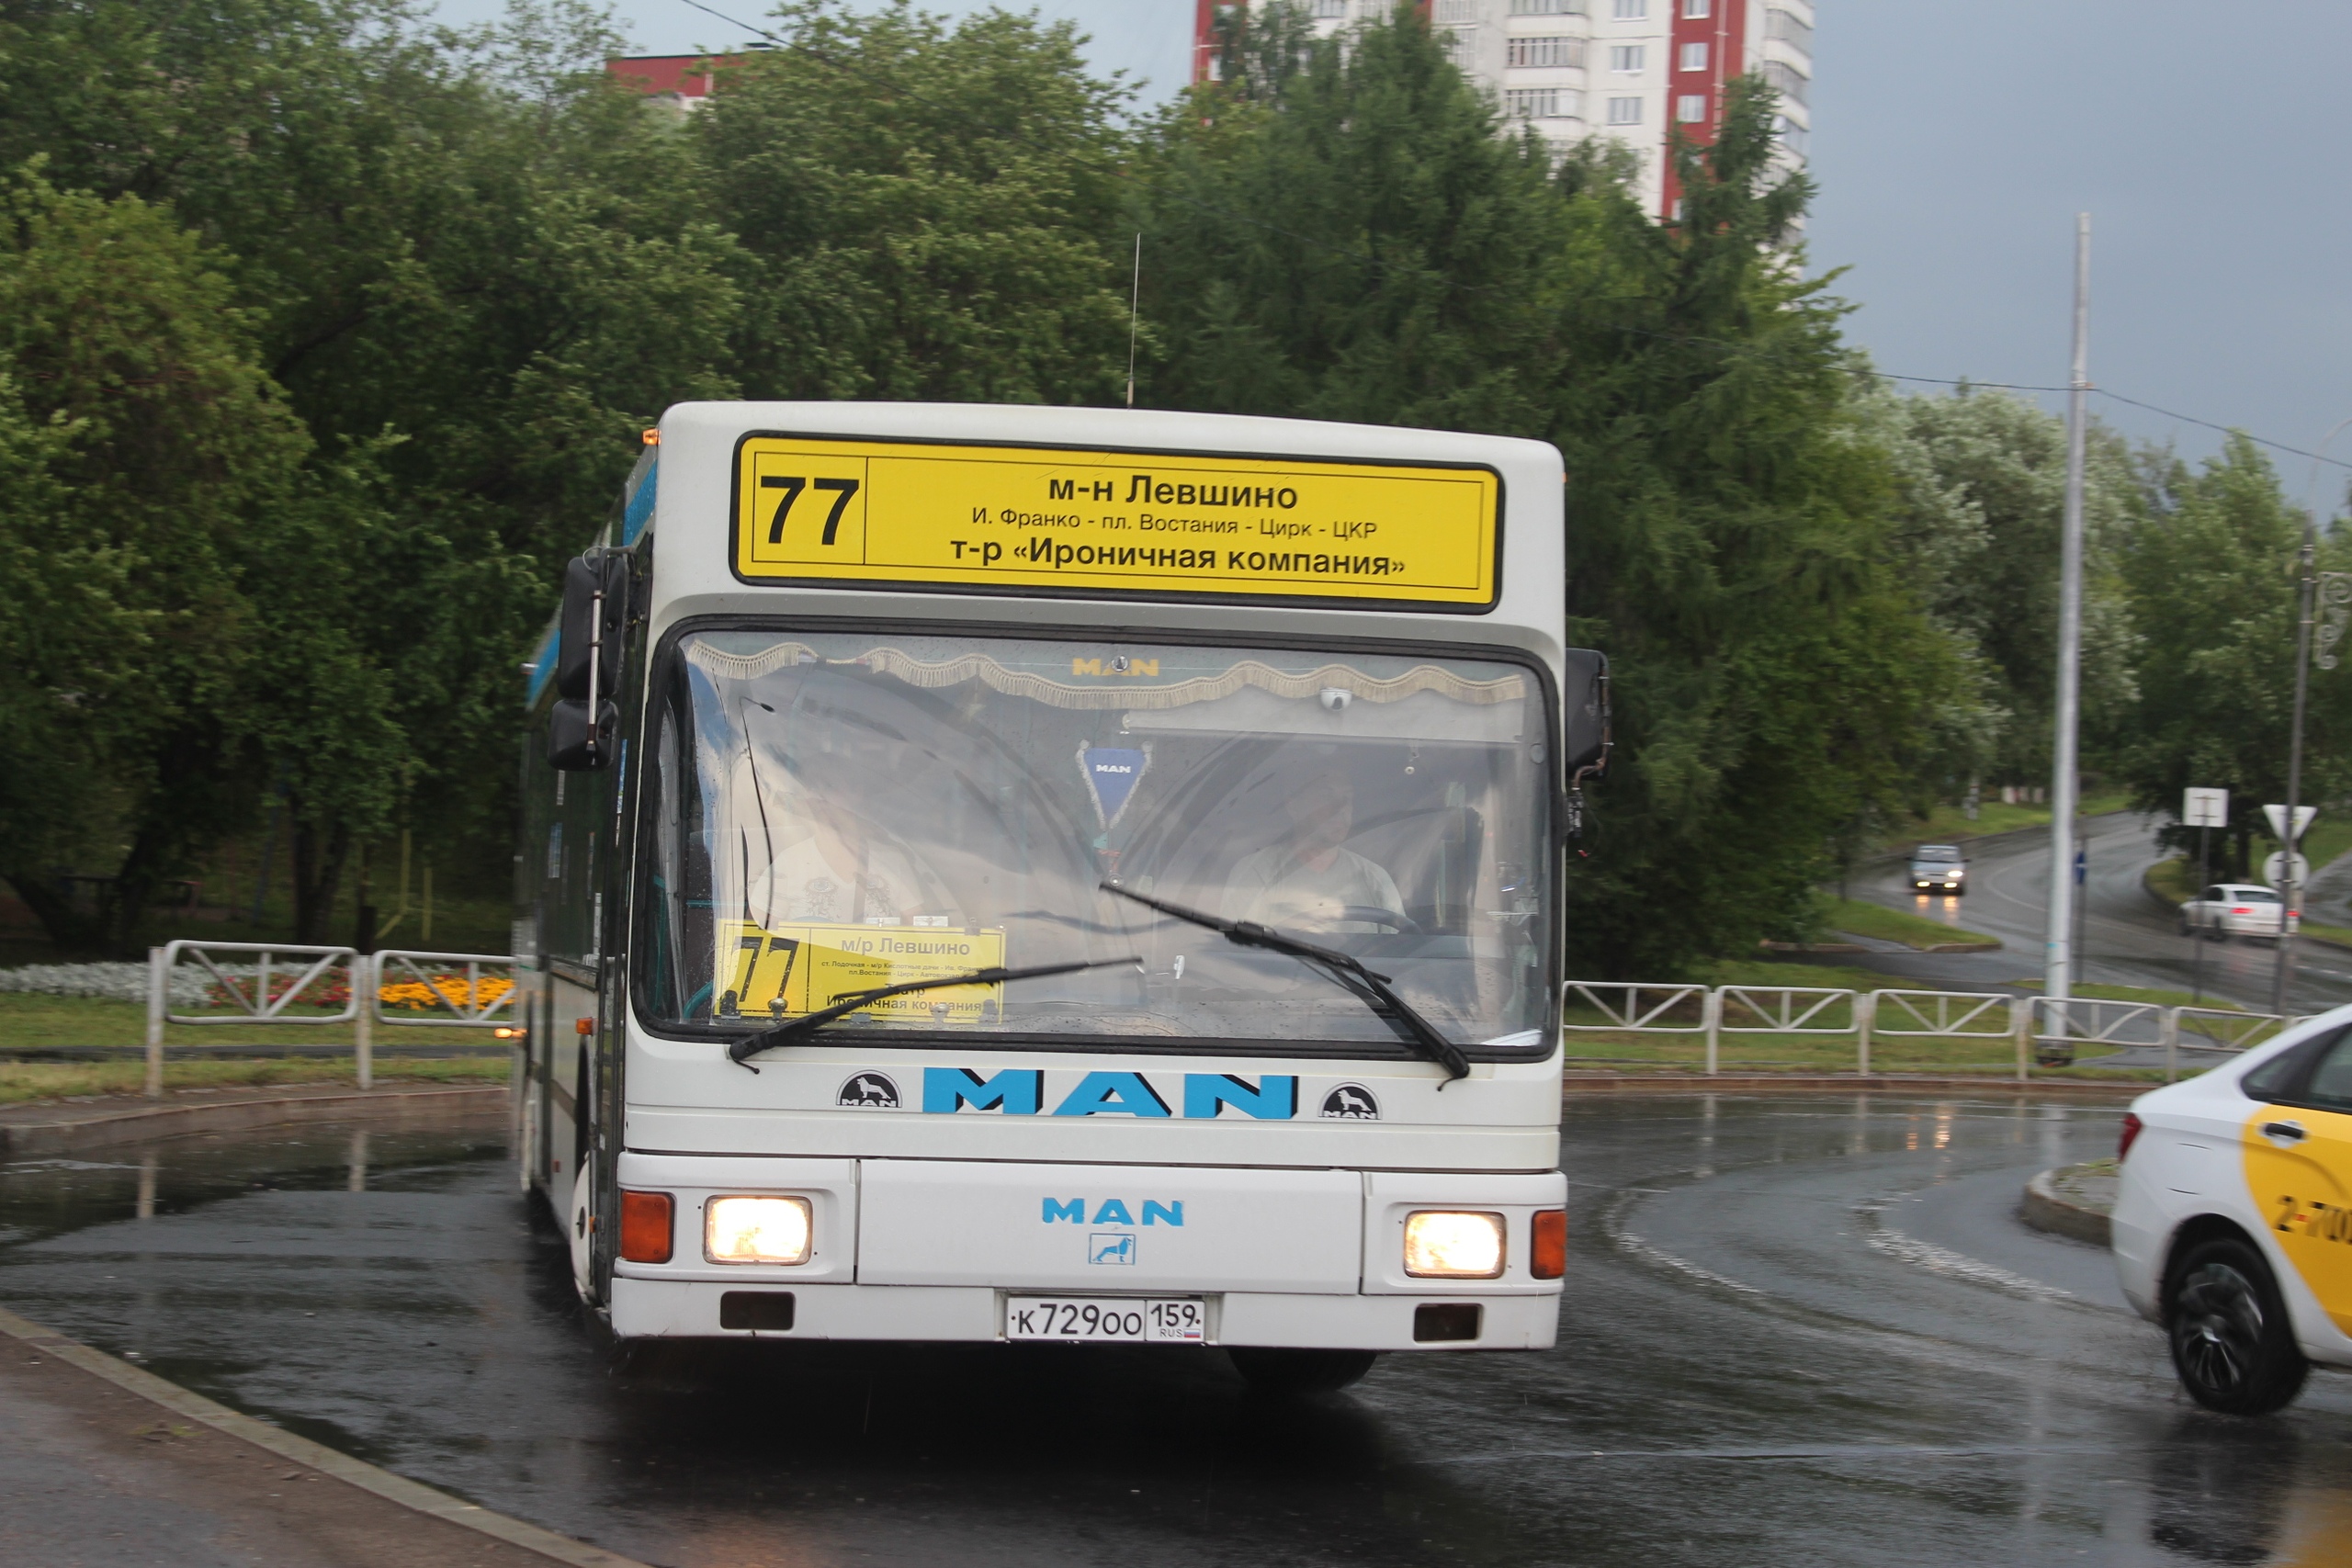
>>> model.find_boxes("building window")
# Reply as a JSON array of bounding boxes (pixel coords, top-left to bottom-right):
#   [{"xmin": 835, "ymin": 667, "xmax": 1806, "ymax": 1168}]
[
  {"xmin": 1611, "ymin": 0, "xmax": 1646, "ymax": 18},
  {"xmin": 1311, "ymin": 0, "xmax": 1346, "ymax": 16},
  {"xmin": 1439, "ymin": 25, "xmax": 1476, "ymax": 61},
  {"xmin": 1507, "ymin": 36, "xmax": 1583, "ymax": 68},
  {"xmin": 1504, "ymin": 87, "xmax": 1559, "ymax": 118},
  {"xmin": 1435, "ymin": 0, "xmax": 1476, "ymax": 21},
  {"xmin": 1759, "ymin": 58, "xmax": 1809, "ymax": 106},
  {"xmin": 1772, "ymin": 113, "xmax": 1810, "ymax": 155},
  {"xmin": 1681, "ymin": 0, "xmax": 1710, "ymax": 16},
  {"xmin": 1678, "ymin": 41, "xmax": 1708, "ymax": 71},
  {"xmin": 1606, "ymin": 96, "xmax": 1643, "ymax": 124},
  {"xmin": 1508, "ymin": 0, "xmax": 1585, "ymax": 12},
  {"xmin": 1766, "ymin": 7, "xmax": 1814, "ymax": 54},
  {"xmin": 1609, "ymin": 44, "xmax": 1644, "ymax": 72},
  {"xmin": 1675, "ymin": 93, "xmax": 1707, "ymax": 122}
]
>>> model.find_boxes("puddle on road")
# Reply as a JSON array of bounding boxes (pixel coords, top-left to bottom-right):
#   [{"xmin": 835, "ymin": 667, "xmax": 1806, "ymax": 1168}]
[{"xmin": 3, "ymin": 1100, "xmax": 2351, "ymax": 1567}]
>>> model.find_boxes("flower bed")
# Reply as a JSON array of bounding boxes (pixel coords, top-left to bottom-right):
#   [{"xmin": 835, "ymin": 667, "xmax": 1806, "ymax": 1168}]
[{"xmin": 0, "ymin": 962, "xmax": 513, "ymax": 1015}]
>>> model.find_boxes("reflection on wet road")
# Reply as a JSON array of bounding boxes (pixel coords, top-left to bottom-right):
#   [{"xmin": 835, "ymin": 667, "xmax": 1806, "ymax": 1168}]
[{"xmin": 6, "ymin": 1100, "xmax": 2352, "ymax": 1566}]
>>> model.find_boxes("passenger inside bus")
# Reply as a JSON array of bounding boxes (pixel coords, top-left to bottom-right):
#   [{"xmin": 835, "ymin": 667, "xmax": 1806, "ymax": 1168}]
[{"xmin": 1223, "ymin": 772, "xmax": 1407, "ymax": 934}]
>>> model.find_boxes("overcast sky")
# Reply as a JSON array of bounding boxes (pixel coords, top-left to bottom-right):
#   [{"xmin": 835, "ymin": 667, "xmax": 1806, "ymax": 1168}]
[{"xmin": 435, "ymin": 0, "xmax": 2352, "ymax": 490}]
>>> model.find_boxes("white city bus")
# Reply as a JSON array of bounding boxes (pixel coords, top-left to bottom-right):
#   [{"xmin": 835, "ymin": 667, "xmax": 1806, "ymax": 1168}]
[{"xmin": 516, "ymin": 402, "xmax": 1605, "ymax": 1391}]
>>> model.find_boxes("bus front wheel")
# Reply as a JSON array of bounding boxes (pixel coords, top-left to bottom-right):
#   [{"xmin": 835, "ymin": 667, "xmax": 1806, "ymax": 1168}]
[{"xmin": 1227, "ymin": 1347, "xmax": 1378, "ymax": 1394}]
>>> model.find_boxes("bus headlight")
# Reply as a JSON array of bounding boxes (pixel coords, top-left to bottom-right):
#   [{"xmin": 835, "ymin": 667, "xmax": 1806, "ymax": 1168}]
[
  {"xmin": 1403, "ymin": 1211, "xmax": 1506, "ymax": 1279},
  {"xmin": 706, "ymin": 1196, "xmax": 812, "ymax": 1264}
]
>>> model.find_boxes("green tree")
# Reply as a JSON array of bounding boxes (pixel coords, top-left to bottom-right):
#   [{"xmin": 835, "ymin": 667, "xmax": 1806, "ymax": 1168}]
[
  {"xmin": 695, "ymin": 0, "xmax": 1135, "ymax": 404},
  {"xmin": 0, "ymin": 167, "xmax": 309, "ymax": 951},
  {"xmin": 1139, "ymin": 6, "xmax": 1978, "ymax": 975},
  {"xmin": 1859, "ymin": 382, "xmax": 2140, "ymax": 793},
  {"xmin": 0, "ymin": 1, "xmax": 743, "ymax": 940},
  {"xmin": 2116, "ymin": 434, "xmax": 2350, "ymax": 878}
]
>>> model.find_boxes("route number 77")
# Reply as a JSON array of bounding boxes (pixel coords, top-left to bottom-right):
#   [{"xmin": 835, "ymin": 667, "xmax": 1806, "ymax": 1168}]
[{"xmin": 763, "ymin": 476, "xmax": 861, "ymax": 546}]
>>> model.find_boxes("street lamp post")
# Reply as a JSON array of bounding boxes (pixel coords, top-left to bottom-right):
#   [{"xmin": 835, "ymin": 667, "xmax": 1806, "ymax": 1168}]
[
  {"xmin": 2046, "ymin": 215, "xmax": 2091, "ymax": 1016},
  {"xmin": 2270, "ymin": 420, "xmax": 2352, "ymax": 1015}
]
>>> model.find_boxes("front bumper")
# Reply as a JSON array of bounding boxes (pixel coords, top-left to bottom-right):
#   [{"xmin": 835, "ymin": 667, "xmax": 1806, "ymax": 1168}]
[
  {"xmin": 607, "ymin": 1150, "xmax": 1565, "ymax": 1349},
  {"xmin": 610, "ymin": 1277, "xmax": 1561, "ymax": 1349}
]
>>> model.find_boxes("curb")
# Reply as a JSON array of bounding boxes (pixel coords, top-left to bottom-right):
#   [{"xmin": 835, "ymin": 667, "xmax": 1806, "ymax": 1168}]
[
  {"xmin": 0, "ymin": 1083, "xmax": 506, "ymax": 1162},
  {"xmin": 1562, "ymin": 1074, "xmax": 2143, "ymax": 1098},
  {"xmin": 0, "ymin": 1303, "xmax": 648, "ymax": 1568},
  {"xmin": 2021, "ymin": 1167, "xmax": 2113, "ymax": 1246}
]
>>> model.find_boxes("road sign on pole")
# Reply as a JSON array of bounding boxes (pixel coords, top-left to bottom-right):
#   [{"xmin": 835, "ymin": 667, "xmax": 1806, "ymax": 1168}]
[
  {"xmin": 2185, "ymin": 788, "xmax": 2228, "ymax": 829},
  {"xmin": 2263, "ymin": 852, "xmax": 2312, "ymax": 889},
  {"xmin": 2264, "ymin": 804, "xmax": 2317, "ymax": 844}
]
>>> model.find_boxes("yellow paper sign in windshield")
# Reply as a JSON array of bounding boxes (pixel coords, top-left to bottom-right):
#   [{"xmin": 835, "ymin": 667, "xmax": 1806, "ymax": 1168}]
[
  {"xmin": 730, "ymin": 435, "xmax": 1499, "ymax": 609},
  {"xmin": 718, "ymin": 921, "xmax": 1007, "ymax": 1023}
]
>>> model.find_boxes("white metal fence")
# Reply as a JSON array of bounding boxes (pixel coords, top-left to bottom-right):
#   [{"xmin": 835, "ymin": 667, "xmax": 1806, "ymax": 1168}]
[
  {"xmin": 143, "ymin": 942, "xmax": 521, "ymax": 1098},
  {"xmin": 1562, "ymin": 980, "xmax": 2304, "ymax": 1081}
]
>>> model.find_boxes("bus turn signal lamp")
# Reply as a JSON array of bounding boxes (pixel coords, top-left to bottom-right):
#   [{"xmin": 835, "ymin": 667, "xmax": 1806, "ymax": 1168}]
[
  {"xmin": 707, "ymin": 1196, "xmax": 812, "ymax": 1265},
  {"xmin": 1403, "ymin": 1211, "xmax": 1506, "ymax": 1279},
  {"xmin": 1532, "ymin": 1210, "xmax": 1566, "ymax": 1279},
  {"xmin": 618, "ymin": 1191, "xmax": 673, "ymax": 1264}
]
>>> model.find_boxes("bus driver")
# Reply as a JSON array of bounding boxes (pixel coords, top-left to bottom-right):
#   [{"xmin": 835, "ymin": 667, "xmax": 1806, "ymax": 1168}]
[{"xmin": 1224, "ymin": 772, "xmax": 1406, "ymax": 935}]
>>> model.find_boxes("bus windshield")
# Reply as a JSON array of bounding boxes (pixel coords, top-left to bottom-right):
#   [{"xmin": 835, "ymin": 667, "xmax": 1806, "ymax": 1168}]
[{"xmin": 638, "ymin": 630, "xmax": 1555, "ymax": 1055}]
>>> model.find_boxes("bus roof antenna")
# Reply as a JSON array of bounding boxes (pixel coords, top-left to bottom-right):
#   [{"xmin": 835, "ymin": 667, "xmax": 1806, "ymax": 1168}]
[{"xmin": 1125, "ymin": 232, "xmax": 1141, "ymax": 410}]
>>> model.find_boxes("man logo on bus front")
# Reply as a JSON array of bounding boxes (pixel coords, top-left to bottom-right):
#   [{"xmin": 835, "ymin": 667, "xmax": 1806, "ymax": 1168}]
[
  {"xmin": 837, "ymin": 1072, "xmax": 900, "ymax": 1109},
  {"xmin": 1321, "ymin": 1084, "xmax": 1380, "ymax": 1120}
]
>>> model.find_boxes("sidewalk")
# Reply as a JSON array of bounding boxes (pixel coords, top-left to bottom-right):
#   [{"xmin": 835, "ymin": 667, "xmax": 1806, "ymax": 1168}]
[{"xmin": 0, "ymin": 1307, "xmax": 640, "ymax": 1567}]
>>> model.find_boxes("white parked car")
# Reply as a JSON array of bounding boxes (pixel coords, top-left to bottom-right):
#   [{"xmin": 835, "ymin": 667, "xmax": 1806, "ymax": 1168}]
[
  {"xmin": 2179, "ymin": 883, "xmax": 2298, "ymax": 942},
  {"xmin": 2113, "ymin": 1012, "xmax": 2352, "ymax": 1414}
]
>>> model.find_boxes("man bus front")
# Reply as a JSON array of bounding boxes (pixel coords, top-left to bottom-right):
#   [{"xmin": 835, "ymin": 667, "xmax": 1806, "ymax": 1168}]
[{"xmin": 518, "ymin": 401, "xmax": 1603, "ymax": 1393}]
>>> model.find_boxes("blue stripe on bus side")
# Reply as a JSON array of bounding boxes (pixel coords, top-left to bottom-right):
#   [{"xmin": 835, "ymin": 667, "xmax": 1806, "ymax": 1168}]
[{"xmin": 622, "ymin": 461, "xmax": 658, "ymax": 545}]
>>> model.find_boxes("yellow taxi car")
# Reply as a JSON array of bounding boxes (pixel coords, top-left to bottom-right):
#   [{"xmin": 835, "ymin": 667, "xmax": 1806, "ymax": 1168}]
[{"xmin": 2113, "ymin": 1014, "xmax": 2352, "ymax": 1414}]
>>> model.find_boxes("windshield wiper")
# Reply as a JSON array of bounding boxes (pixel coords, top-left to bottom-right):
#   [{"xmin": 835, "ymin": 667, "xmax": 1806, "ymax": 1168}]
[
  {"xmin": 1099, "ymin": 883, "xmax": 1470, "ymax": 1083},
  {"xmin": 729, "ymin": 955, "xmax": 1143, "ymax": 1068}
]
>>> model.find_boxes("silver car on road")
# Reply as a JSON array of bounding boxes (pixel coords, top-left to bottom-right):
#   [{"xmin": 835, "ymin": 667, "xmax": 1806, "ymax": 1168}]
[{"xmin": 1908, "ymin": 844, "xmax": 1968, "ymax": 895}]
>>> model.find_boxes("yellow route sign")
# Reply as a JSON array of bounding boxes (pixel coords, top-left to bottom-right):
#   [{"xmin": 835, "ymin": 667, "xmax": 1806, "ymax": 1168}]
[
  {"xmin": 718, "ymin": 920, "xmax": 1008, "ymax": 1022},
  {"xmin": 729, "ymin": 434, "xmax": 1500, "ymax": 609}
]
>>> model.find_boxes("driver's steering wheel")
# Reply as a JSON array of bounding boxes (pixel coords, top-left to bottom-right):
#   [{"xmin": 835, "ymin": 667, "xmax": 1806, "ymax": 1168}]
[{"xmin": 1340, "ymin": 905, "xmax": 1423, "ymax": 935}]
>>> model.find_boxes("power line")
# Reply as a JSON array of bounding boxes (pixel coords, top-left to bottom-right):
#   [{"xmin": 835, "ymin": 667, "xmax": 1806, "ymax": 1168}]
[{"xmin": 1861, "ymin": 371, "xmax": 2352, "ymax": 474}]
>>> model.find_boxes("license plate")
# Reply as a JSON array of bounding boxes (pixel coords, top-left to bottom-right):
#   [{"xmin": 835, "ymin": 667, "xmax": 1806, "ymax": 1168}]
[{"xmin": 1004, "ymin": 1296, "xmax": 1207, "ymax": 1343}]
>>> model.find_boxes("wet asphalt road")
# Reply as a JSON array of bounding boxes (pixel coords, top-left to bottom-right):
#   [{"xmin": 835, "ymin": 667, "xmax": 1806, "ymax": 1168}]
[
  {"xmin": 1844, "ymin": 813, "xmax": 2352, "ymax": 1026},
  {"xmin": 6, "ymin": 1100, "xmax": 2352, "ymax": 1567}
]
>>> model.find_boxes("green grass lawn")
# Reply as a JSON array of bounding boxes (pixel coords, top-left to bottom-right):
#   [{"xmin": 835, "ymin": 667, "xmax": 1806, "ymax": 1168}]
[
  {"xmin": 1822, "ymin": 897, "xmax": 1999, "ymax": 951},
  {"xmin": 1900, "ymin": 790, "xmax": 2131, "ymax": 846},
  {"xmin": 0, "ymin": 992, "xmax": 492, "ymax": 1050},
  {"xmin": 2005, "ymin": 976, "xmax": 2233, "ymax": 1009},
  {"xmin": 0, "ymin": 1054, "xmax": 511, "ymax": 1107}
]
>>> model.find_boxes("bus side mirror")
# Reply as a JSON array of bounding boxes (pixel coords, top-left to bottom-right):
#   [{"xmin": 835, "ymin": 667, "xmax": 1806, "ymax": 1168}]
[
  {"xmin": 548, "ymin": 699, "xmax": 617, "ymax": 771},
  {"xmin": 1561, "ymin": 649, "xmax": 1610, "ymax": 776},
  {"xmin": 557, "ymin": 553, "xmax": 629, "ymax": 703}
]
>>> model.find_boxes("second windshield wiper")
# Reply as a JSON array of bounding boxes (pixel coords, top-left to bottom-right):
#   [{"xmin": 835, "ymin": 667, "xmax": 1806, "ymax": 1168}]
[
  {"xmin": 729, "ymin": 954, "xmax": 1142, "ymax": 1067},
  {"xmin": 1099, "ymin": 883, "xmax": 1471, "ymax": 1083}
]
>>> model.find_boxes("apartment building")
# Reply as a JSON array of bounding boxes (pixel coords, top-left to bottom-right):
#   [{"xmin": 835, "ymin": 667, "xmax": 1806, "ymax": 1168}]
[{"xmin": 1192, "ymin": 0, "xmax": 1813, "ymax": 220}]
